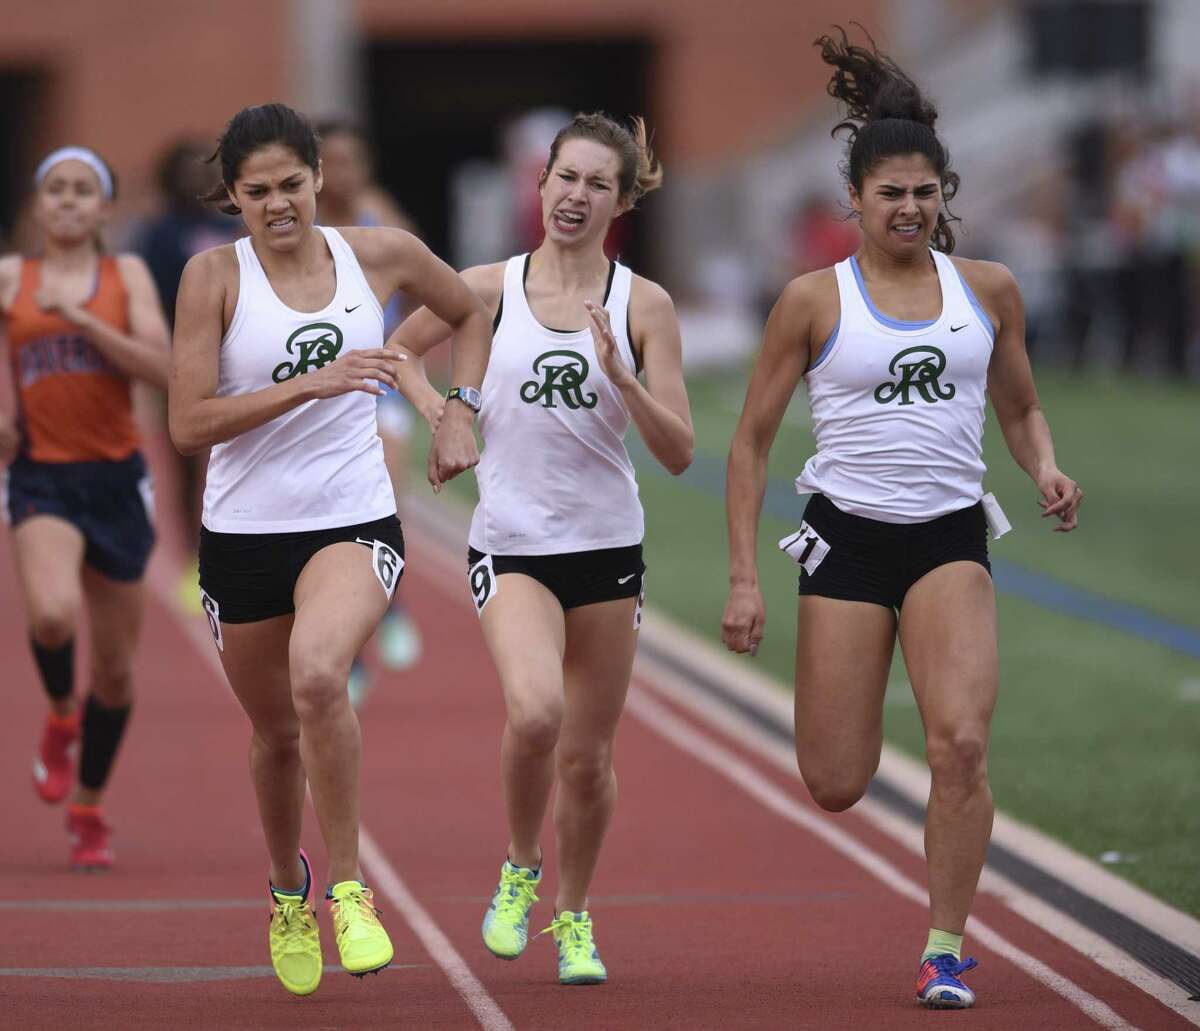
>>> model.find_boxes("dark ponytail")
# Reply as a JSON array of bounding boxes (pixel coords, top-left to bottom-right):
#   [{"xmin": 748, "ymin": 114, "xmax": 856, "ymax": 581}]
[
  {"xmin": 815, "ymin": 25, "xmax": 961, "ymax": 252},
  {"xmin": 203, "ymin": 103, "xmax": 320, "ymax": 215}
]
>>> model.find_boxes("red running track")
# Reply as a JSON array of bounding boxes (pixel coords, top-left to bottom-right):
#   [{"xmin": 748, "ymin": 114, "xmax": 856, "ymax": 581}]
[{"xmin": 0, "ymin": 513, "xmax": 1190, "ymax": 1030}]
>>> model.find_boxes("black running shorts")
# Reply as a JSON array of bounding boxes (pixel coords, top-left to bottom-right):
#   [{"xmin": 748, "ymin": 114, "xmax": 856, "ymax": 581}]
[
  {"xmin": 795, "ymin": 493, "xmax": 989, "ymax": 610},
  {"xmin": 199, "ymin": 514, "xmax": 405, "ymax": 625},
  {"xmin": 465, "ymin": 544, "xmax": 645, "ymax": 614},
  {"xmin": 4, "ymin": 452, "xmax": 155, "ymax": 582}
]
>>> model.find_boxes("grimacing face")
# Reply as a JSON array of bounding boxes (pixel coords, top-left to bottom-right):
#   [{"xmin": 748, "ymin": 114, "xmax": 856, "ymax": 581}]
[
  {"xmin": 228, "ymin": 143, "xmax": 322, "ymax": 251},
  {"xmin": 849, "ymin": 153, "xmax": 943, "ymax": 255},
  {"xmin": 36, "ymin": 160, "xmax": 109, "ymax": 245},
  {"xmin": 538, "ymin": 137, "xmax": 627, "ymax": 248}
]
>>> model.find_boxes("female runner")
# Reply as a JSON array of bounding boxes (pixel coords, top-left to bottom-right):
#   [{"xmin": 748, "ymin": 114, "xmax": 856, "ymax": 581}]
[
  {"xmin": 0, "ymin": 146, "xmax": 169, "ymax": 869},
  {"xmin": 722, "ymin": 30, "xmax": 1081, "ymax": 1010},
  {"xmin": 169, "ymin": 103, "xmax": 489, "ymax": 996},
  {"xmin": 388, "ymin": 112, "xmax": 693, "ymax": 985}
]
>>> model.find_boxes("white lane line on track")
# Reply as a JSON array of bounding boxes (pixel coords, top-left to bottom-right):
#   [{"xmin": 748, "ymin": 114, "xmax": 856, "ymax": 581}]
[
  {"xmin": 404, "ymin": 524, "xmax": 1146, "ymax": 1029},
  {"xmin": 359, "ymin": 830, "xmax": 515, "ymax": 1031},
  {"xmin": 147, "ymin": 563, "xmax": 513, "ymax": 1031},
  {"xmin": 625, "ymin": 689, "xmax": 1139, "ymax": 1031},
  {"xmin": 636, "ymin": 655, "xmax": 1200, "ymax": 1027}
]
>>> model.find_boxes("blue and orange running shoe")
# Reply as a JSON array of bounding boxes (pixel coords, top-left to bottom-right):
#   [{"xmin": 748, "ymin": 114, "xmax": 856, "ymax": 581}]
[{"xmin": 917, "ymin": 954, "xmax": 978, "ymax": 1009}]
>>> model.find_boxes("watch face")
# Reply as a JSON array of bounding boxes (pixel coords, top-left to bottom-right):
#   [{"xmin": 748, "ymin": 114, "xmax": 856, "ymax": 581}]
[{"xmin": 450, "ymin": 386, "xmax": 481, "ymax": 411}]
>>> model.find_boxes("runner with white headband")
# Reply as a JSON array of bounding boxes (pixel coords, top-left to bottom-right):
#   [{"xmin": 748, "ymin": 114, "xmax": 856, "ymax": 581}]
[
  {"xmin": 35, "ymin": 147, "xmax": 116, "ymax": 200},
  {"xmin": 1, "ymin": 146, "xmax": 170, "ymax": 870}
]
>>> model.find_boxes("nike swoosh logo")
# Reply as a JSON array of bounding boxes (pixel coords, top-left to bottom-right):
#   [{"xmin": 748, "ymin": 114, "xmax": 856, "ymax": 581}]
[
  {"xmin": 354, "ymin": 537, "xmax": 375, "ymax": 547},
  {"xmin": 345, "ymin": 304, "xmax": 361, "ymax": 313},
  {"xmin": 950, "ymin": 324, "xmax": 967, "ymax": 332},
  {"xmin": 617, "ymin": 573, "xmax": 637, "ymax": 584}
]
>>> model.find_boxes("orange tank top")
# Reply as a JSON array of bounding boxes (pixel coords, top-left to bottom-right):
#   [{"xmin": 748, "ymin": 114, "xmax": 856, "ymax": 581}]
[{"xmin": 4, "ymin": 256, "xmax": 140, "ymax": 463}]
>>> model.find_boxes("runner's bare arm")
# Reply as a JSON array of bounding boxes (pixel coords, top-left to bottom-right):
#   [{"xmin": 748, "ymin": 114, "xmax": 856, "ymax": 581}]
[
  {"xmin": 0, "ymin": 256, "xmax": 19, "ymax": 460},
  {"xmin": 966, "ymin": 258, "xmax": 1081, "ymax": 532},
  {"xmin": 722, "ymin": 274, "xmax": 818, "ymax": 654},
  {"xmin": 382, "ymin": 263, "xmax": 504, "ymax": 425},
  {"xmin": 588, "ymin": 275, "xmax": 692, "ymax": 474},
  {"xmin": 168, "ymin": 249, "xmax": 403, "ymax": 456}
]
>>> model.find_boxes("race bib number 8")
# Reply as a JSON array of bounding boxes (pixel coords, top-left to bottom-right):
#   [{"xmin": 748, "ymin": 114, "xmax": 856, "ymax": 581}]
[{"xmin": 468, "ymin": 554, "xmax": 497, "ymax": 615}]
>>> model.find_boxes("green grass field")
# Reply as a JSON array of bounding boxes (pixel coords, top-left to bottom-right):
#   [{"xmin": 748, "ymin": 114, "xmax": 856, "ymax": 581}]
[{"xmin": 417, "ymin": 368, "xmax": 1200, "ymax": 915}]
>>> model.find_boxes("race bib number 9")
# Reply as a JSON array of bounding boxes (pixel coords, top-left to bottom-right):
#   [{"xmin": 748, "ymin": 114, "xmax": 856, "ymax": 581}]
[{"xmin": 468, "ymin": 554, "xmax": 497, "ymax": 615}]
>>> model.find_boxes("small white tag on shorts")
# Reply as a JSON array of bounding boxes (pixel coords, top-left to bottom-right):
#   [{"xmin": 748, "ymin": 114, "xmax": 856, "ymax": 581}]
[
  {"xmin": 468, "ymin": 554, "xmax": 498, "ymax": 615},
  {"xmin": 357, "ymin": 538, "xmax": 403, "ymax": 600},
  {"xmin": 633, "ymin": 573, "xmax": 646, "ymax": 631},
  {"xmin": 199, "ymin": 588, "xmax": 224, "ymax": 653},
  {"xmin": 981, "ymin": 492, "xmax": 1011, "ymax": 540},
  {"xmin": 778, "ymin": 522, "xmax": 831, "ymax": 576},
  {"xmin": 138, "ymin": 474, "xmax": 156, "ymax": 525}
]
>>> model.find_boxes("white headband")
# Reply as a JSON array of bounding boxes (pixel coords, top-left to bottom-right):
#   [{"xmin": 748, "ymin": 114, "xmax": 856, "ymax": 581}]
[{"xmin": 34, "ymin": 147, "xmax": 114, "ymax": 200}]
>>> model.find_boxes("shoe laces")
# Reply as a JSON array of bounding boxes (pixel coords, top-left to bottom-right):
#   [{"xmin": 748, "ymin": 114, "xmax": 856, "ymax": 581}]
[
  {"xmin": 539, "ymin": 912, "xmax": 595, "ymax": 960},
  {"xmin": 926, "ymin": 954, "xmax": 978, "ymax": 979},
  {"xmin": 494, "ymin": 869, "xmax": 539, "ymax": 920},
  {"xmin": 272, "ymin": 896, "xmax": 316, "ymax": 951},
  {"xmin": 331, "ymin": 887, "xmax": 381, "ymax": 941}
]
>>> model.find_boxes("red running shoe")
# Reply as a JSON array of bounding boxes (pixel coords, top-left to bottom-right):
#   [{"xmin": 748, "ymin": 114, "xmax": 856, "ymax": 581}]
[
  {"xmin": 33, "ymin": 711, "xmax": 79, "ymax": 804},
  {"xmin": 67, "ymin": 805, "xmax": 114, "ymax": 871}
]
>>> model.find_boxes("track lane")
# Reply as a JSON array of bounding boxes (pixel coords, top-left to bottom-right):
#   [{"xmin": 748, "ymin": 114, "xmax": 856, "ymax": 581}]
[{"xmin": 1, "ymin": 503, "xmax": 1192, "ymax": 1028}]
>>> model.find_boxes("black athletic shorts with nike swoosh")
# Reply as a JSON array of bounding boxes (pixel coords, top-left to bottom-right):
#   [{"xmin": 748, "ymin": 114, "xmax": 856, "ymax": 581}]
[
  {"xmin": 466, "ymin": 544, "xmax": 644, "ymax": 612},
  {"xmin": 199, "ymin": 515, "xmax": 404, "ymax": 624}
]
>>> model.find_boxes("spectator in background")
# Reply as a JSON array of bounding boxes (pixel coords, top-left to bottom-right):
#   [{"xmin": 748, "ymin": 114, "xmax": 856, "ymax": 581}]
[
  {"xmin": 133, "ymin": 139, "xmax": 237, "ymax": 611},
  {"xmin": 315, "ymin": 119, "xmax": 423, "ymax": 706}
]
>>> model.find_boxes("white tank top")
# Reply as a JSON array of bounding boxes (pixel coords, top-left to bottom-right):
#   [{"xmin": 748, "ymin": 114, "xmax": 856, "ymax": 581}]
[
  {"xmin": 794, "ymin": 251, "xmax": 995, "ymax": 523},
  {"xmin": 468, "ymin": 254, "xmax": 644, "ymax": 555},
  {"xmin": 202, "ymin": 227, "xmax": 395, "ymax": 533}
]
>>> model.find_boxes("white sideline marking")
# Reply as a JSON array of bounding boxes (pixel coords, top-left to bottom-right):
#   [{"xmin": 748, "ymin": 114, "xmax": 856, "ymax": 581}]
[
  {"xmin": 636, "ymin": 655, "xmax": 1200, "ymax": 1027},
  {"xmin": 640, "ymin": 608, "xmax": 1200, "ymax": 961},
  {"xmin": 626, "ymin": 688, "xmax": 1138, "ymax": 1031},
  {"xmin": 147, "ymin": 562, "xmax": 513, "ymax": 1031},
  {"xmin": 360, "ymin": 830, "xmax": 515, "ymax": 1031}
]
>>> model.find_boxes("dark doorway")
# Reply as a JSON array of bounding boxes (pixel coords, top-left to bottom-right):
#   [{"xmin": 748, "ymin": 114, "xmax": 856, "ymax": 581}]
[
  {"xmin": 364, "ymin": 37, "xmax": 655, "ymax": 273},
  {"xmin": 0, "ymin": 70, "xmax": 47, "ymax": 246}
]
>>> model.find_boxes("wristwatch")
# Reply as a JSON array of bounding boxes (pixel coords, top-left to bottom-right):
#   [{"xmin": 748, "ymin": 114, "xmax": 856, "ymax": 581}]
[{"xmin": 446, "ymin": 386, "xmax": 482, "ymax": 413}]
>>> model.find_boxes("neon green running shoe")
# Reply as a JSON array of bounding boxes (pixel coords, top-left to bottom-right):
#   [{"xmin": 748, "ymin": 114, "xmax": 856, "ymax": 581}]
[
  {"xmin": 481, "ymin": 860, "xmax": 541, "ymax": 959},
  {"xmin": 328, "ymin": 881, "xmax": 393, "ymax": 976},
  {"xmin": 268, "ymin": 851, "xmax": 322, "ymax": 996},
  {"xmin": 543, "ymin": 910, "xmax": 607, "ymax": 985}
]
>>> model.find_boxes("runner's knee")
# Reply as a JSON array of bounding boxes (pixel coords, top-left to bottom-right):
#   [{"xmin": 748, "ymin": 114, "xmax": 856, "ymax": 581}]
[
  {"xmin": 925, "ymin": 728, "xmax": 988, "ymax": 795},
  {"xmin": 251, "ymin": 724, "xmax": 300, "ymax": 758},
  {"xmin": 290, "ymin": 653, "xmax": 352, "ymax": 720},
  {"xmin": 556, "ymin": 744, "xmax": 614, "ymax": 799},
  {"xmin": 29, "ymin": 601, "xmax": 77, "ymax": 649},
  {"xmin": 798, "ymin": 759, "xmax": 872, "ymax": 812},
  {"xmin": 89, "ymin": 663, "xmax": 134, "ymax": 708},
  {"xmin": 506, "ymin": 703, "xmax": 562, "ymax": 756}
]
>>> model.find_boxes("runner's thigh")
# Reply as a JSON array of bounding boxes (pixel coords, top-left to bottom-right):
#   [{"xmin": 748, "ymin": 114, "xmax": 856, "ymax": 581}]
[
  {"xmin": 479, "ymin": 574, "xmax": 567, "ymax": 728},
  {"xmin": 795, "ymin": 595, "xmax": 896, "ymax": 782},
  {"xmin": 11, "ymin": 516, "xmax": 86, "ymax": 629},
  {"xmin": 292, "ymin": 541, "xmax": 394, "ymax": 680},
  {"xmin": 898, "ymin": 561, "xmax": 997, "ymax": 737},
  {"xmin": 560, "ymin": 596, "xmax": 640, "ymax": 748},
  {"xmin": 219, "ymin": 615, "xmax": 298, "ymax": 739}
]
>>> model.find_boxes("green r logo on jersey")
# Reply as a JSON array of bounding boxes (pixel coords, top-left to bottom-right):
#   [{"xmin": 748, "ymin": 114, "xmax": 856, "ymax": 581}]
[
  {"xmin": 272, "ymin": 322, "xmax": 344, "ymax": 382},
  {"xmin": 873, "ymin": 345, "xmax": 956, "ymax": 406},
  {"xmin": 519, "ymin": 349, "xmax": 598, "ymax": 409}
]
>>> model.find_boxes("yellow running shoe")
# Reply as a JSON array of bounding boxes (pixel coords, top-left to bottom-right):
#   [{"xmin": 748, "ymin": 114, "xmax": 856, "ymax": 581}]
[
  {"xmin": 268, "ymin": 851, "xmax": 322, "ymax": 996},
  {"xmin": 328, "ymin": 880, "xmax": 393, "ymax": 976},
  {"xmin": 543, "ymin": 910, "xmax": 607, "ymax": 985},
  {"xmin": 482, "ymin": 860, "xmax": 541, "ymax": 959}
]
